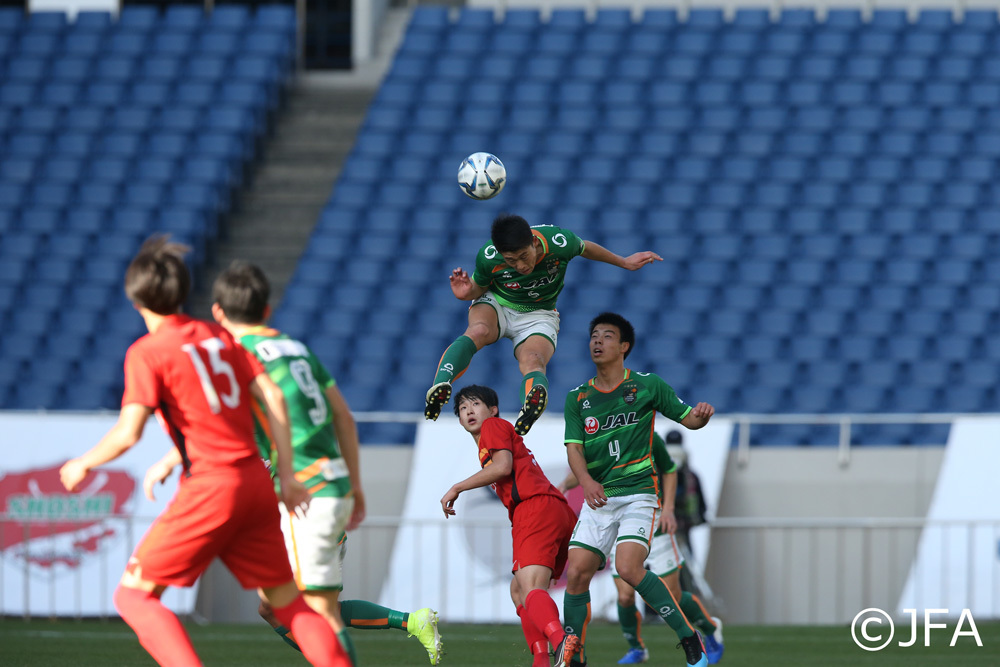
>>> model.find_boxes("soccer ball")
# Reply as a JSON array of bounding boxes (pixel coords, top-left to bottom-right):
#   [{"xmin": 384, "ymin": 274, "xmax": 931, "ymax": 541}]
[{"xmin": 457, "ymin": 152, "xmax": 506, "ymax": 200}]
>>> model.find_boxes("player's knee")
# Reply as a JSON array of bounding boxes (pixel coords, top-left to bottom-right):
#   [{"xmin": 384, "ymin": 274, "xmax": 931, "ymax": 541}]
[
  {"xmin": 615, "ymin": 563, "xmax": 644, "ymax": 587},
  {"xmin": 465, "ymin": 322, "xmax": 492, "ymax": 345}
]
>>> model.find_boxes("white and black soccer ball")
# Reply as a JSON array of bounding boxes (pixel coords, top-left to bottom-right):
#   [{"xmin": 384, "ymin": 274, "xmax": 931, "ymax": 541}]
[{"xmin": 457, "ymin": 152, "xmax": 506, "ymax": 200}]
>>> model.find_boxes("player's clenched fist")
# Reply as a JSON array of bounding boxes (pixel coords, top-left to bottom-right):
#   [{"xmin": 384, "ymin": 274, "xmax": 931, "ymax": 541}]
[{"xmin": 59, "ymin": 458, "xmax": 89, "ymax": 492}]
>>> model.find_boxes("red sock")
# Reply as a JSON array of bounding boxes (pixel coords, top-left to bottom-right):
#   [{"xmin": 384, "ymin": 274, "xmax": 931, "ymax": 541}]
[
  {"xmin": 524, "ymin": 588, "xmax": 566, "ymax": 647},
  {"xmin": 113, "ymin": 585, "xmax": 201, "ymax": 667},
  {"xmin": 516, "ymin": 603, "xmax": 549, "ymax": 665},
  {"xmin": 272, "ymin": 595, "xmax": 351, "ymax": 667}
]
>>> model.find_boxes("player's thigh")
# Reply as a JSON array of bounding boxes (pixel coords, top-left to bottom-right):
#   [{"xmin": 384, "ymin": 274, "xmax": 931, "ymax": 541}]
[
  {"xmin": 128, "ymin": 478, "xmax": 244, "ymax": 587},
  {"xmin": 569, "ymin": 502, "xmax": 620, "ymax": 570},
  {"xmin": 647, "ymin": 532, "xmax": 683, "ymax": 578},
  {"xmin": 219, "ymin": 470, "xmax": 297, "ymax": 589},
  {"xmin": 614, "ymin": 494, "xmax": 659, "ymax": 552},
  {"xmin": 509, "ymin": 309, "xmax": 559, "ymax": 358},
  {"xmin": 279, "ymin": 496, "xmax": 353, "ymax": 591},
  {"xmin": 512, "ymin": 495, "xmax": 575, "ymax": 576},
  {"xmin": 467, "ymin": 296, "xmax": 503, "ymax": 344}
]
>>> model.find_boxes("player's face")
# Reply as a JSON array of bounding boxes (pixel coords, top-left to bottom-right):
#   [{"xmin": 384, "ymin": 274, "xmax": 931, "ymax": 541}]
[
  {"xmin": 590, "ymin": 324, "xmax": 627, "ymax": 364},
  {"xmin": 500, "ymin": 239, "xmax": 540, "ymax": 275},
  {"xmin": 457, "ymin": 397, "xmax": 496, "ymax": 434}
]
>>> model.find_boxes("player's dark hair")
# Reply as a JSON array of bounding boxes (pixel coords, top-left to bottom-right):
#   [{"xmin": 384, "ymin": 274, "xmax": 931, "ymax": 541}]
[
  {"xmin": 589, "ymin": 311, "xmax": 636, "ymax": 359},
  {"xmin": 212, "ymin": 261, "xmax": 270, "ymax": 324},
  {"xmin": 124, "ymin": 235, "xmax": 191, "ymax": 315},
  {"xmin": 453, "ymin": 384, "xmax": 499, "ymax": 416},
  {"xmin": 491, "ymin": 214, "xmax": 534, "ymax": 253}
]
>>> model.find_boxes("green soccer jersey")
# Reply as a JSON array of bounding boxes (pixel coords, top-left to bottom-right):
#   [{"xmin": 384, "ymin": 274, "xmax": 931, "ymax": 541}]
[
  {"xmin": 239, "ymin": 328, "xmax": 351, "ymax": 499},
  {"xmin": 565, "ymin": 370, "xmax": 691, "ymax": 497},
  {"xmin": 471, "ymin": 225, "xmax": 586, "ymax": 312}
]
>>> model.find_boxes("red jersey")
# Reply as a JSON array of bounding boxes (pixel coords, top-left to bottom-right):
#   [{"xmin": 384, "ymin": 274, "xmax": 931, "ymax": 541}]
[
  {"xmin": 477, "ymin": 417, "xmax": 564, "ymax": 521},
  {"xmin": 121, "ymin": 314, "xmax": 266, "ymax": 474}
]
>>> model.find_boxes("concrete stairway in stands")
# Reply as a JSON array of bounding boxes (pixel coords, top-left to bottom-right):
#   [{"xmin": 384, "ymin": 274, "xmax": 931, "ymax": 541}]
[{"xmin": 187, "ymin": 82, "xmax": 374, "ymax": 318}]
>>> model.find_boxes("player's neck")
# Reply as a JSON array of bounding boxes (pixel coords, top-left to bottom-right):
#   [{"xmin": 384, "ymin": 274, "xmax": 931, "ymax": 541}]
[
  {"xmin": 593, "ymin": 362, "xmax": 626, "ymax": 391},
  {"xmin": 139, "ymin": 308, "xmax": 177, "ymax": 334},
  {"xmin": 227, "ymin": 322, "xmax": 269, "ymax": 338}
]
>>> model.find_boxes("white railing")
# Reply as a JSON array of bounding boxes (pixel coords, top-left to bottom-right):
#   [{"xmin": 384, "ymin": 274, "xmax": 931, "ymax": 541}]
[{"xmin": 4, "ymin": 514, "xmax": 995, "ymax": 624}]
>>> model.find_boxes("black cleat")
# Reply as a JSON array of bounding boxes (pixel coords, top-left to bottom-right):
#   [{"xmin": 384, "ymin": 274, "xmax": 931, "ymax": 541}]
[
  {"xmin": 424, "ymin": 382, "xmax": 452, "ymax": 421},
  {"xmin": 514, "ymin": 384, "xmax": 547, "ymax": 435},
  {"xmin": 677, "ymin": 633, "xmax": 708, "ymax": 667}
]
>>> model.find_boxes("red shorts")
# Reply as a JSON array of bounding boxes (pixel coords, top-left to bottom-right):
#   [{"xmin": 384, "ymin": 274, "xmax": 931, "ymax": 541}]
[
  {"xmin": 510, "ymin": 494, "xmax": 577, "ymax": 577},
  {"xmin": 129, "ymin": 460, "xmax": 293, "ymax": 589}
]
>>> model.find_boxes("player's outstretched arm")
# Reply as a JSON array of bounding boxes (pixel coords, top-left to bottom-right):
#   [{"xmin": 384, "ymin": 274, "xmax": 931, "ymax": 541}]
[
  {"xmin": 441, "ymin": 449, "xmax": 513, "ymax": 517},
  {"xmin": 680, "ymin": 402, "xmax": 715, "ymax": 430},
  {"xmin": 61, "ymin": 403, "xmax": 152, "ymax": 492},
  {"xmin": 326, "ymin": 385, "xmax": 366, "ymax": 530},
  {"xmin": 581, "ymin": 240, "xmax": 663, "ymax": 271},
  {"xmin": 567, "ymin": 442, "xmax": 607, "ymax": 509},
  {"xmin": 449, "ymin": 267, "xmax": 489, "ymax": 301},
  {"xmin": 144, "ymin": 447, "xmax": 182, "ymax": 501},
  {"xmin": 251, "ymin": 373, "xmax": 310, "ymax": 516}
]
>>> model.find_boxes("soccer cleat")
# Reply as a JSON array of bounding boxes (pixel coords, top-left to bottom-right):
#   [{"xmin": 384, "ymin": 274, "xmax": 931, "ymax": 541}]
[
  {"xmin": 703, "ymin": 617, "xmax": 724, "ymax": 664},
  {"xmin": 553, "ymin": 633, "xmax": 581, "ymax": 667},
  {"xmin": 677, "ymin": 633, "xmax": 708, "ymax": 667},
  {"xmin": 407, "ymin": 608, "xmax": 443, "ymax": 665},
  {"xmin": 424, "ymin": 382, "xmax": 452, "ymax": 421},
  {"xmin": 514, "ymin": 384, "xmax": 547, "ymax": 435},
  {"xmin": 617, "ymin": 646, "xmax": 650, "ymax": 664}
]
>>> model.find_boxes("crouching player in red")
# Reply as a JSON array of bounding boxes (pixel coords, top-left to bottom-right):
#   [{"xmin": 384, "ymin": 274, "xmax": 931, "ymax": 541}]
[
  {"xmin": 441, "ymin": 385, "xmax": 581, "ymax": 667},
  {"xmin": 59, "ymin": 236, "xmax": 352, "ymax": 667}
]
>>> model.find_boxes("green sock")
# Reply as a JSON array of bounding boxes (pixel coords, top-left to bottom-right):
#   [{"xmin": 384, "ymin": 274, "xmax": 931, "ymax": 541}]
[
  {"xmin": 519, "ymin": 370, "xmax": 548, "ymax": 404},
  {"xmin": 272, "ymin": 624, "xmax": 302, "ymax": 652},
  {"xmin": 617, "ymin": 603, "xmax": 644, "ymax": 650},
  {"xmin": 563, "ymin": 591, "xmax": 591, "ymax": 662},
  {"xmin": 680, "ymin": 591, "xmax": 717, "ymax": 636},
  {"xmin": 337, "ymin": 628, "xmax": 357, "ymax": 665},
  {"xmin": 432, "ymin": 335, "xmax": 478, "ymax": 385},
  {"xmin": 634, "ymin": 571, "xmax": 694, "ymax": 639},
  {"xmin": 340, "ymin": 599, "xmax": 408, "ymax": 630}
]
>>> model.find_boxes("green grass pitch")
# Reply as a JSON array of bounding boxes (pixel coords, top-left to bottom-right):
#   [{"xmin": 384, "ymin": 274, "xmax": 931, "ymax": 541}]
[{"xmin": 1, "ymin": 618, "xmax": 996, "ymax": 665}]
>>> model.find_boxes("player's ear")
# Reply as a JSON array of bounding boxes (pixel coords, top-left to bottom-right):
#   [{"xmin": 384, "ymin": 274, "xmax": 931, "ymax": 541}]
[
  {"xmin": 263, "ymin": 304, "xmax": 272, "ymax": 322},
  {"xmin": 621, "ymin": 341, "xmax": 631, "ymax": 356},
  {"xmin": 210, "ymin": 302, "xmax": 226, "ymax": 324},
  {"xmin": 490, "ymin": 405, "xmax": 499, "ymax": 417}
]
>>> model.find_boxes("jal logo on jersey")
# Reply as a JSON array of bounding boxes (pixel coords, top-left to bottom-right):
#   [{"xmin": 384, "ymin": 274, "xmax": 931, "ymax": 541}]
[
  {"xmin": 0, "ymin": 465, "xmax": 135, "ymax": 569},
  {"xmin": 602, "ymin": 412, "xmax": 639, "ymax": 430},
  {"xmin": 584, "ymin": 416, "xmax": 600, "ymax": 434}
]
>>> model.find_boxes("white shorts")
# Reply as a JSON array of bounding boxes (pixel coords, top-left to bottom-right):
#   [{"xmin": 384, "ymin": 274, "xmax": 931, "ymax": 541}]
[
  {"xmin": 279, "ymin": 496, "xmax": 353, "ymax": 591},
  {"xmin": 609, "ymin": 516, "xmax": 685, "ymax": 577},
  {"xmin": 568, "ymin": 494, "xmax": 658, "ymax": 569},
  {"xmin": 472, "ymin": 291, "xmax": 560, "ymax": 352}
]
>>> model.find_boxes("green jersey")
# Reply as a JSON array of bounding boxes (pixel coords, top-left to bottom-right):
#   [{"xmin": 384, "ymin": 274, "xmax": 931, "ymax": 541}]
[
  {"xmin": 565, "ymin": 370, "xmax": 691, "ymax": 497},
  {"xmin": 471, "ymin": 225, "xmax": 586, "ymax": 312},
  {"xmin": 238, "ymin": 328, "xmax": 351, "ymax": 499}
]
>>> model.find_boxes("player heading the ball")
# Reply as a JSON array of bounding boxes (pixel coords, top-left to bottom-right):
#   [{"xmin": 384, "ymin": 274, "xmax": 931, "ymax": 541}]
[{"xmin": 424, "ymin": 214, "xmax": 663, "ymax": 436}]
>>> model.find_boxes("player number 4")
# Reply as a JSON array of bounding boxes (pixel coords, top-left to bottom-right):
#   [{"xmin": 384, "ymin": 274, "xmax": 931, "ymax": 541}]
[
  {"xmin": 182, "ymin": 338, "xmax": 240, "ymax": 414},
  {"xmin": 609, "ymin": 439, "xmax": 621, "ymax": 461}
]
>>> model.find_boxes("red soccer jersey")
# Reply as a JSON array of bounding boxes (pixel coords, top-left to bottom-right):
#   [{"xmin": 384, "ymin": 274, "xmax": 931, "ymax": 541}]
[
  {"xmin": 121, "ymin": 314, "xmax": 266, "ymax": 473},
  {"xmin": 477, "ymin": 417, "xmax": 563, "ymax": 521}
]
